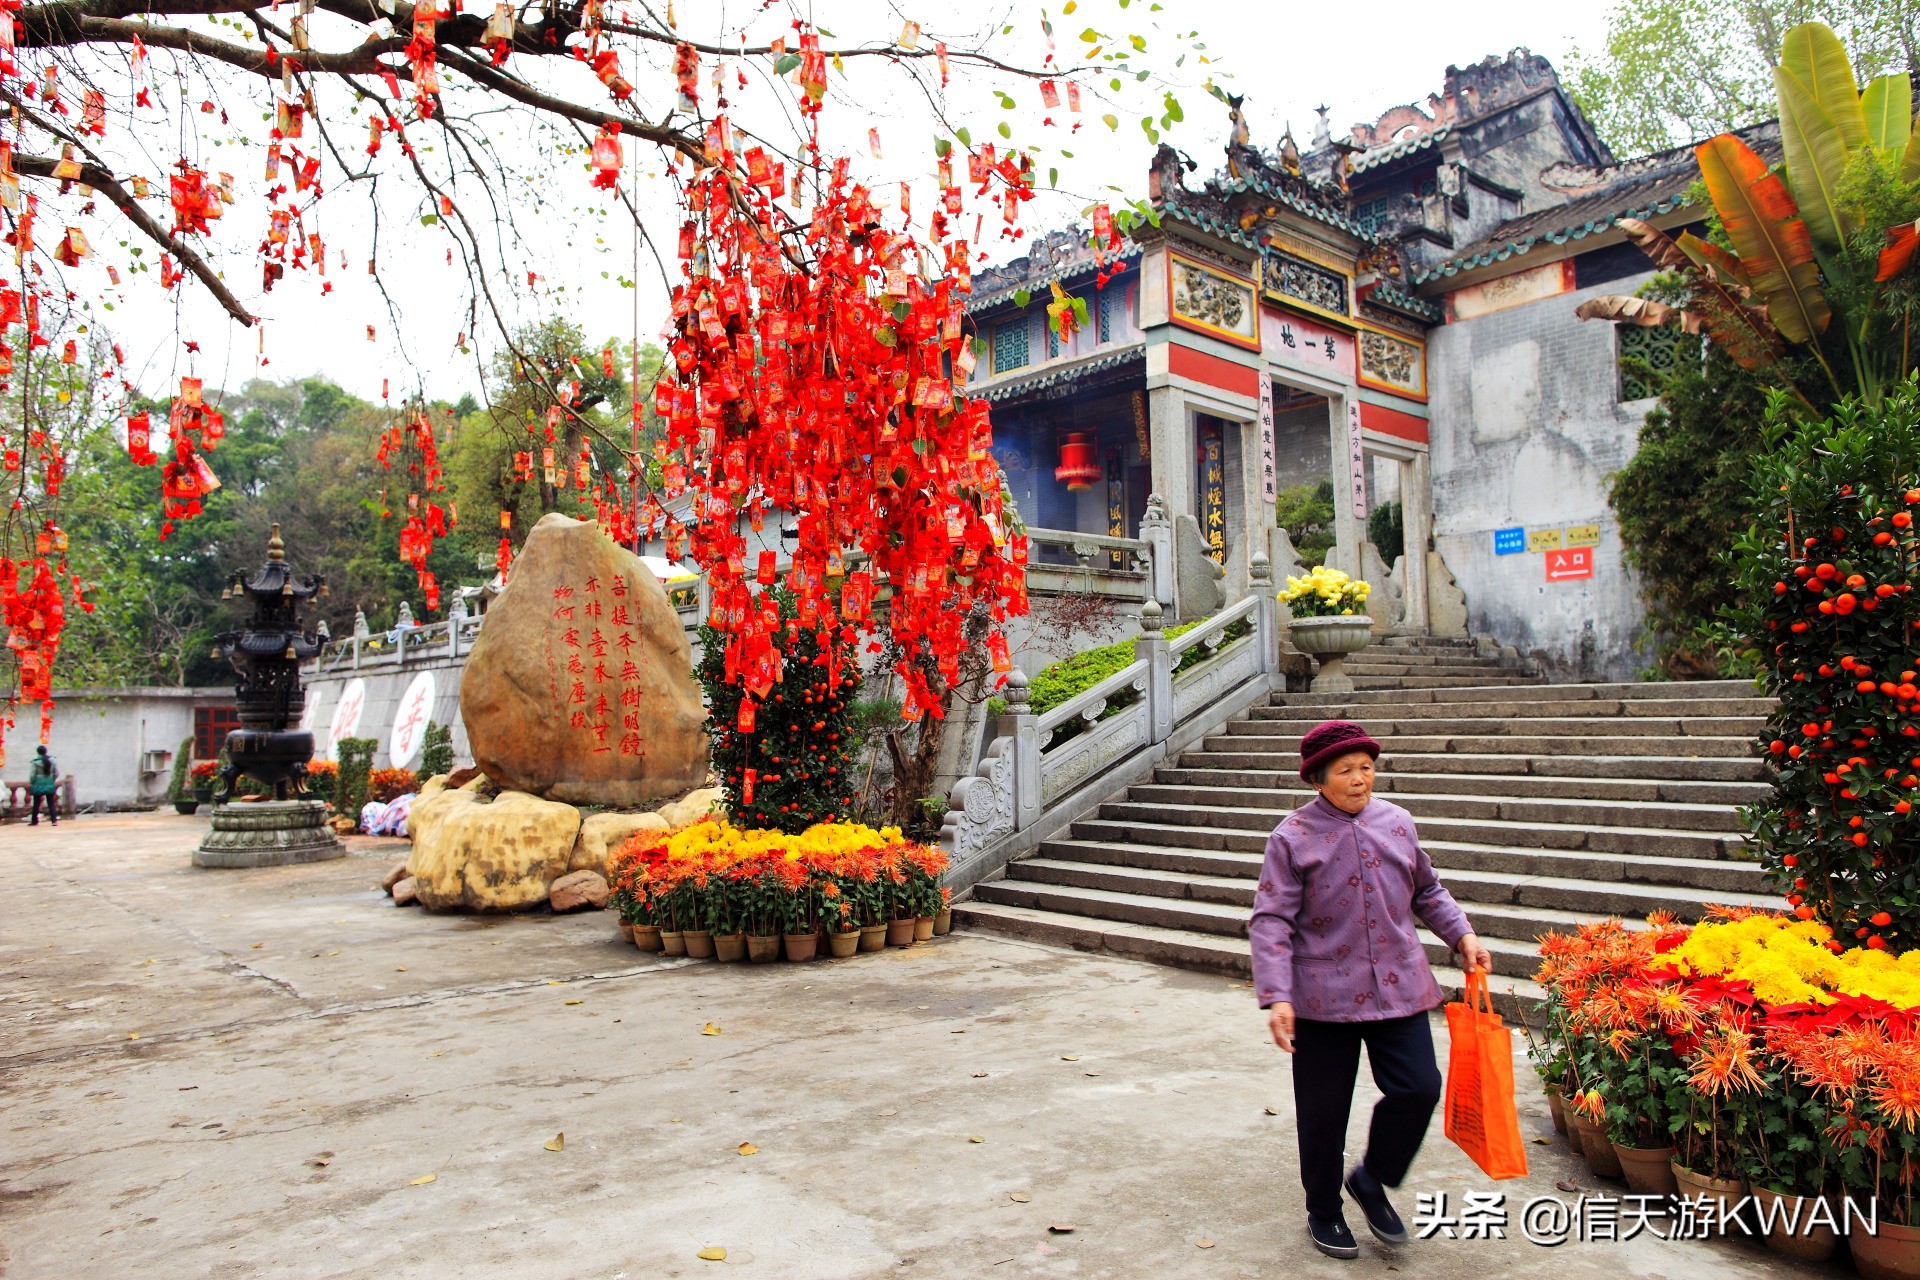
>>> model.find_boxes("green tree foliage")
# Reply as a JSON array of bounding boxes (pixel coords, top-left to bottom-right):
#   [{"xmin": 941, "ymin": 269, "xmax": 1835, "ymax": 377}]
[
  {"xmin": 696, "ymin": 589, "xmax": 863, "ymax": 833},
  {"xmin": 1566, "ymin": 0, "xmax": 1918, "ymax": 157},
  {"xmin": 420, "ymin": 722, "xmax": 454, "ymax": 780},
  {"xmin": 334, "ymin": 737, "xmax": 377, "ymax": 822},
  {"xmin": 1368, "ymin": 500, "xmax": 1405, "ymax": 566},
  {"xmin": 1732, "ymin": 382, "xmax": 1920, "ymax": 949},
  {"xmin": 1273, "ymin": 479, "xmax": 1335, "ymax": 567}
]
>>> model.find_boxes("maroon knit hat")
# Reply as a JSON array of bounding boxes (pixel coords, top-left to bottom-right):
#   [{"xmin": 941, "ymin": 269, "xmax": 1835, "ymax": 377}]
[{"xmin": 1298, "ymin": 720, "xmax": 1380, "ymax": 781}]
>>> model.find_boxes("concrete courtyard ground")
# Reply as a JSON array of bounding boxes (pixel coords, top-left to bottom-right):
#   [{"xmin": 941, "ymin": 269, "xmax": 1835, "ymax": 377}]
[{"xmin": 2, "ymin": 812, "xmax": 1830, "ymax": 1279}]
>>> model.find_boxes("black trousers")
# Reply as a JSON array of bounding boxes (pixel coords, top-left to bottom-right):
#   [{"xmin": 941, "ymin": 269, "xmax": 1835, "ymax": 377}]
[
  {"xmin": 1291, "ymin": 1011, "xmax": 1443, "ymax": 1218},
  {"xmin": 28, "ymin": 792, "xmax": 57, "ymax": 823}
]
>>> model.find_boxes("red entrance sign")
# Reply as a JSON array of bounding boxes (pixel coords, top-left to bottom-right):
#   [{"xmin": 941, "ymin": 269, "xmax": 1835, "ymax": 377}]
[{"xmin": 1545, "ymin": 547, "xmax": 1594, "ymax": 582}]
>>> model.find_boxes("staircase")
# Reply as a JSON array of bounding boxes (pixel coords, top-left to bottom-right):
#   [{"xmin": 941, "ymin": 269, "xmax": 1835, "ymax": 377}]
[{"xmin": 957, "ymin": 635, "xmax": 1774, "ymax": 1017}]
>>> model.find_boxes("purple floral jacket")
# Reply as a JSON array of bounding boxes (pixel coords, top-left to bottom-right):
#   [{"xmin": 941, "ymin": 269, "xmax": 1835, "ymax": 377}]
[{"xmin": 1249, "ymin": 794, "xmax": 1474, "ymax": 1022}]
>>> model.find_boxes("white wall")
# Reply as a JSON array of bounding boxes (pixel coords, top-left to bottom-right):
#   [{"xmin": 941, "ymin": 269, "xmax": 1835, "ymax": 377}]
[{"xmin": 1, "ymin": 689, "xmax": 230, "ymax": 807}]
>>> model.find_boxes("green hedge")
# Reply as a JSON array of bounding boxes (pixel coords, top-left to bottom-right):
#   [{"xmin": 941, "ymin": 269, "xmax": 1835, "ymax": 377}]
[{"xmin": 989, "ymin": 614, "xmax": 1254, "ymax": 743}]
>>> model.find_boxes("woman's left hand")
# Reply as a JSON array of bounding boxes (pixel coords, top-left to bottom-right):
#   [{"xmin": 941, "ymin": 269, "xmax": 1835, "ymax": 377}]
[{"xmin": 1457, "ymin": 932, "xmax": 1492, "ymax": 974}]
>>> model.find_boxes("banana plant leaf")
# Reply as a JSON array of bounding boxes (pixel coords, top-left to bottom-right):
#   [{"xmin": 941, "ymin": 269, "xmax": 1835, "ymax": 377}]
[
  {"xmin": 1697, "ymin": 134, "xmax": 1832, "ymax": 346},
  {"xmin": 1780, "ymin": 21, "xmax": 1867, "ymax": 150},
  {"xmin": 1862, "ymin": 73, "xmax": 1913, "ymax": 158},
  {"xmin": 1775, "ymin": 65, "xmax": 1856, "ymax": 253}
]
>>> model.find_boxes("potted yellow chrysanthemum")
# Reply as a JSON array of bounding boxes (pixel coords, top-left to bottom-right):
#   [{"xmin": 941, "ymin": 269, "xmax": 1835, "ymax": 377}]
[{"xmin": 1279, "ymin": 566, "xmax": 1373, "ymax": 692}]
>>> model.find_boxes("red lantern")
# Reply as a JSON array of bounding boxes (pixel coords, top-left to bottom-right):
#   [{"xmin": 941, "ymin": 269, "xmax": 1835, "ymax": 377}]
[{"xmin": 1054, "ymin": 432, "xmax": 1101, "ymax": 490}]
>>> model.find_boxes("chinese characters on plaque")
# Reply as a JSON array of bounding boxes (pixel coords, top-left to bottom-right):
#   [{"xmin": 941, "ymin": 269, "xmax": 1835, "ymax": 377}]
[
  {"xmin": 1257, "ymin": 374, "xmax": 1277, "ymax": 503},
  {"xmin": 1201, "ymin": 429, "xmax": 1226, "ymax": 565},
  {"xmin": 1346, "ymin": 401, "xmax": 1368, "ymax": 523},
  {"xmin": 1106, "ymin": 452, "xmax": 1126, "ymax": 569}
]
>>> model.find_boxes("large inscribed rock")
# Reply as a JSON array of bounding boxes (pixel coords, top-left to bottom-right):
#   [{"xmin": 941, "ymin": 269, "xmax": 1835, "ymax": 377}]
[{"xmin": 461, "ymin": 513, "xmax": 710, "ymax": 806}]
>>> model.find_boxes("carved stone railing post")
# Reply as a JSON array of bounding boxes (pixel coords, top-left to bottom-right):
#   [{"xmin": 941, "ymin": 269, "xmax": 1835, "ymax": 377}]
[
  {"xmin": 1002, "ymin": 669, "xmax": 1041, "ymax": 832},
  {"xmin": 1140, "ymin": 492, "xmax": 1174, "ymax": 608},
  {"xmin": 1250, "ymin": 552, "xmax": 1278, "ymax": 677},
  {"xmin": 1135, "ymin": 597, "xmax": 1173, "ymax": 745}
]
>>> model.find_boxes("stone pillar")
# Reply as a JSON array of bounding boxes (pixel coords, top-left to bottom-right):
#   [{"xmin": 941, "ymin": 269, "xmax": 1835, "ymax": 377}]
[
  {"xmin": 1135, "ymin": 598, "xmax": 1173, "ymax": 744},
  {"xmin": 1000, "ymin": 670, "xmax": 1042, "ymax": 833},
  {"xmin": 1148, "ymin": 385, "xmax": 1194, "ymax": 524},
  {"xmin": 1400, "ymin": 452, "xmax": 1433, "ymax": 634},
  {"xmin": 1228, "ymin": 414, "xmax": 1270, "ymax": 602},
  {"xmin": 1249, "ymin": 553, "xmax": 1278, "ymax": 679},
  {"xmin": 1328, "ymin": 394, "xmax": 1363, "ymax": 574},
  {"xmin": 1140, "ymin": 494, "xmax": 1174, "ymax": 608}
]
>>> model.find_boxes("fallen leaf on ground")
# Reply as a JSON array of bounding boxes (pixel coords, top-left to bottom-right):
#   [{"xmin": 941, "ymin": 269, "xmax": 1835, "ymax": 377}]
[
  {"xmin": 737, "ymin": 1142, "xmax": 758, "ymax": 1156},
  {"xmin": 306, "ymin": 1158, "xmax": 330, "ymax": 1168},
  {"xmin": 545, "ymin": 1134, "xmax": 565, "ymax": 1152},
  {"xmin": 1532, "ymin": 1137, "xmax": 1551, "ymax": 1144},
  {"xmin": 696, "ymin": 1247, "xmax": 727, "ymax": 1262},
  {"xmin": 701, "ymin": 1023, "xmax": 722, "ymax": 1036},
  {"xmin": 126, "ymin": 1032, "xmax": 139, "ymax": 1040},
  {"xmin": 1048, "ymin": 1223, "xmax": 1075, "ymax": 1234},
  {"xmin": 410, "ymin": 1174, "xmax": 437, "ymax": 1185},
  {"xmin": 1264, "ymin": 1107, "xmax": 1278, "ymax": 1116},
  {"xmin": 1195, "ymin": 1238, "xmax": 1215, "ymax": 1249},
  {"xmin": 1061, "ymin": 1055, "xmax": 1079, "ymax": 1062},
  {"xmin": 951, "ymin": 1029, "xmax": 967, "ymax": 1035},
  {"xmin": 915, "ymin": 1005, "xmax": 930, "ymax": 1010},
  {"xmin": 565, "ymin": 999, "xmax": 583, "ymax": 1006},
  {"xmin": 969, "ymin": 1135, "xmax": 985, "ymax": 1143},
  {"xmin": 878, "ymin": 1109, "xmax": 898, "ymax": 1117},
  {"xmin": 1010, "ymin": 1192, "xmax": 1031, "ymax": 1203},
  {"xmin": 972, "ymin": 1071, "xmax": 988, "ymax": 1078},
  {"xmin": 251, "ymin": 943, "xmax": 263, "ymax": 950},
  {"xmin": 670, "ymin": 1117, "xmax": 683, "ymax": 1124},
  {"xmin": 547, "ymin": 980, "xmax": 564, "ymax": 986},
  {"xmin": 1084, "ymin": 1072, "xmax": 1101, "ymax": 1078},
  {"xmin": 177, "ymin": 1085, "xmax": 197, "ymax": 1091},
  {"xmin": 1554, "ymin": 1179, "xmax": 1579, "ymax": 1193}
]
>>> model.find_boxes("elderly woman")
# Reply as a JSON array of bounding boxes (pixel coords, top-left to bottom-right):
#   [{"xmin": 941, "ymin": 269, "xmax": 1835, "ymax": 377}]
[{"xmin": 1250, "ymin": 719, "xmax": 1492, "ymax": 1259}]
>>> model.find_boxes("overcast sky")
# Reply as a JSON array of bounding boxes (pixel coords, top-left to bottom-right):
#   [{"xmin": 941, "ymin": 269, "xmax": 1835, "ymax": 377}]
[{"xmin": 93, "ymin": 1, "xmax": 1618, "ymax": 407}]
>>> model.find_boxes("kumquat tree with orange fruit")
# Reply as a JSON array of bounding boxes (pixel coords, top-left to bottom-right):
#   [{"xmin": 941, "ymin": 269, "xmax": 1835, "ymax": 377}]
[{"xmin": 1736, "ymin": 382, "xmax": 1920, "ymax": 952}]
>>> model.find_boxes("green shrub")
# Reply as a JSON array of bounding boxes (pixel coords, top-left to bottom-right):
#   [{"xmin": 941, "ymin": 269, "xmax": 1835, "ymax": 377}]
[
  {"xmin": 1274, "ymin": 479, "xmax": 1335, "ymax": 568},
  {"xmin": 420, "ymin": 721, "xmax": 454, "ymax": 779},
  {"xmin": 1368, "ymin": 500, "xmax": 1404, "ymax": 565},
  {"xmin": 335, "ymin": 738, "xmax": 377, "ymax": 820},
  {"xmin": 989, "ymin": 614, "xmax": 1254, "ymax": 744},
  {"xmin": 166, "ymin": 736, "xmax": 193, "ymax": 802}
]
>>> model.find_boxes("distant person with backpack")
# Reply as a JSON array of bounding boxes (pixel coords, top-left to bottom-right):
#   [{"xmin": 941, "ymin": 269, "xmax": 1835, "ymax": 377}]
[{"xmin": 27, "ymin": 745, "xmax": 58, "ymax": 826}]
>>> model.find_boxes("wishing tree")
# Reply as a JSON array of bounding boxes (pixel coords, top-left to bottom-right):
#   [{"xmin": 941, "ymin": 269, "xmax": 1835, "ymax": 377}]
[{"xmin": 0, "ymin": 0, "xmax": 1216, "ymax": 762}]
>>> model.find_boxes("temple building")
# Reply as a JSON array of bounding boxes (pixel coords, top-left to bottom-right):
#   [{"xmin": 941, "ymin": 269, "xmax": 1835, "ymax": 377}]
[{"xmin": 965, "ymin": 48, "xmax": 1768, "ymax": 680}]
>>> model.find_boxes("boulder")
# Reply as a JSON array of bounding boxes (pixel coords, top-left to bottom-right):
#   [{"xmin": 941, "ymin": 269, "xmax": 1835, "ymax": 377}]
[
  {"xmin": 656, "ymin": 786, "xmax": 724, "ymax": 828},
  {"xmin": 382, "ymin": 862, "xmax": 411, "ymax": 892},
  {"xmin": 405, "ymin": 789, "xmax": 583, "ymax": 912},
  {"xmin": 391, "ymin": 877, "xmax": 419, "ymax": 907},
  {"xmin": 570, "ymin": 810, "xmax": 670, "ymax": 875},
  {"xmin": 549, "ymin": 869, "xmax": 610, "ymax": 912},
  {"xmin": 460, "ymin": 514, "xmax": 710, "ymax": 807}
]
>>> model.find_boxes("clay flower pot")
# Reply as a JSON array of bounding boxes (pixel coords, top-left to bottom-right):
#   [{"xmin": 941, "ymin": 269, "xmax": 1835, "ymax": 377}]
[
  {"xmin": 859, "ymin": 923, "xmax": 887, "ymax": 953},
  {"xmin": 934, "ymin": 908, "xmax": 952, "ymax": 936},
  {"xmin": 746, "ymin": 934, "xmax": 781, "ymax": 964},
  {"xmin": 172, "ymin": 799, "xmax": 201, "ymax": 816},
  {"xmin": 913, "ymin": 916, "xmax": 935, "ymax": 943},
  {"xmin": 828, "ymin": 929, "xmax": 861, "ymax": 959},
  {"xmin": 1542, "ymin": 1084, "xmax": 1568, "ymax": 1136},
  {"xmin": 713, "ymin": 933, "xmax": 746, "ymax": 963},
  {"xmin": 1748, "ymin": 1186, "xmax": 1838, "ymax": 1264},
  {"xmin": 783, "ymin": 931, "xmax": 819, "ymax": 963},
  {"xmin": 1564, "ymin": 1111, "xmax": 1623, "ymax": 1178},
  {"xmin": 683, "ymin": 929, "xmax": 716, "ymax": 960},
  {"xmin": 617, "ymin": 922, "xmax": 635, "ymax": 945},
  {"xmin": 1610, "ymin": 1142, "xmax": 1678, "ymax": 1197},
  {"xmin": 631, "ymin": 925, "xmax": 662, "ymax": 953},
  {"xmin": 660, "ymin": 930, "xmax": 687, "ymax": 957},
  {"xmin": 1286, "ymin": 615, "xmax": 1373, "ymax": 694},
  {"xmin": 1852, "ymin": 1214, "xmax": 1920, "ymax": 1280},
  {"xmin": 887, "ymin": 918, "xmax": 917, "ymax": 948},
  {"xmin": 1670, "ymin": 1161, "xmax": 1748, "ymax": 1234}
]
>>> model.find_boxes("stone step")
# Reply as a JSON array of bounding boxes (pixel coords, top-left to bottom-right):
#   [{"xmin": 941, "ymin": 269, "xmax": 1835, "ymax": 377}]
[
  {"xmin": 1039, "ymin": 833, "xmax": 1766, "ymax": 899},
  {"xmin": 1212, "ymin": 730, "xmax": 1757, "ymax": 758},
  {"xmin": 1151, "ymin": 766, "xmax": 1768, "ymax": 807},
  {"xmin": 1085, "ymin": 805, "xmax": 1744, "ymax": 860},
  {"xmin": 1227, "ymin": 715, "xmax": 1765, "ymax": 739},
  {"xmin": 1348, "ymin": 674, "xmax": 1545, "ymax": 690},
  {"xmin": 1183, "ymin": 749, "xmax": 1768, "ymax": 783},
  {"xmin": 955, "ymin": 900, "xmax": 1555, "ymax": 1021},
  {"xmin": 1339, "ymin": 661, "xmax": 1521, "ymax": 678},
  {"xmin": 1121, "ymin": 783, "xmax": 1747, "ymax": 833},
  {"xmin": 1251, "ymin": 696, "xmax": 1775, "ymax": 721},
  {"xmin": 1278, "ymin": 679, "xmax": 1761, "ymax": 707},
  {"xmin": 973, "ymin": 876, "xmax": 1549, "ymax": 982}
]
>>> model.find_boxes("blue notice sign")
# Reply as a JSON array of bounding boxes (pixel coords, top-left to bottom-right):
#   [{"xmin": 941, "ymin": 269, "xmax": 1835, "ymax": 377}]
[{"xmin": 1493, "ymin": 527, "xmax": 1526, "ymax": 556}]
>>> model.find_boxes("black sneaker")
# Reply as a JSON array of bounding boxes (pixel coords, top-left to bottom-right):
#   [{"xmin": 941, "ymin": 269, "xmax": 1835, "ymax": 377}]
[
  {"xmin": 1307, "ymin": 1212, "xmax": 1360, "ymax": 1259},
  {"xmin": 1344, "ymin": 1164, "xmax": 1409, "ymax": 1246}
]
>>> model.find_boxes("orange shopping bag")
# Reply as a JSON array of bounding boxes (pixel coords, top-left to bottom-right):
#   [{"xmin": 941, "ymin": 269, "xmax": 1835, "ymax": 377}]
[{"xmin": 1442, "ymin": 969, "xmax": 1529, "ymax": 1179}]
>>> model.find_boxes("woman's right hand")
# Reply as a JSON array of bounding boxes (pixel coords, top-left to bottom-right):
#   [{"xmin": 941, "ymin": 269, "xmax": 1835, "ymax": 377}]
[{"xmin": 1268, "ymin": 1002, "xmax": 1295, "ymax": 1053}]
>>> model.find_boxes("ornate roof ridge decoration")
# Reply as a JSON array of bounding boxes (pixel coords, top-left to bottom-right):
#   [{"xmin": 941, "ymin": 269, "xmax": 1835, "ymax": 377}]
[
  {"xmin": 1410, "ymin": 119, "xmax": 1783, "ymax": 286},
  {"xmin": 1146, "ymin": 143, "xmax": 1372, "ymax": 248},
  {"xmin": 968, "ymin": 227, "xmax": 1142, "ymax": 313},
  {"xmin": 1539, "ymin": 119, "xmax": 1781, "ymax": 196},
  {"xmin": 975, "ymin": 343, "xmax": 1146, "ymax": 404},
  {"xmin": 1349, "ymin": 126, "xmax": 1454, "ymax": 175}
]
